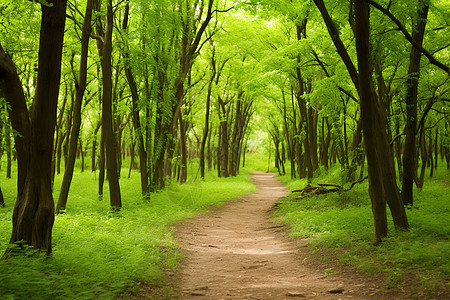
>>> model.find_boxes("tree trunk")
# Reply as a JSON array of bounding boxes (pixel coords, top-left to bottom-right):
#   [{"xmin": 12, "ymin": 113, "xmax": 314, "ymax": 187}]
[
  {"xmin": 56, "ymin": 0, "xmax": 93, "ymax": 213},
  {"xmin": 200, "ymin": 56, "xmax": 215, "ymax": 179},
  {"xmin": 0, "ymin": 0, "xmax": 67, "ymax": 255},
  {"xmin": 402, "ymin": 0, "xmax": 429, "ymax": 206},
  {"xmin": 355, "ymin": 0, "xmax": 409, "ymax": 242},
  {"xmin": 98, "ymin": 132, "xmax": 105, "ymax": 198},
  {"xmin": 100, "ymin": 1, "xmax": 122, "ymax": 209},
  {"xmin": 0, "ymin": 187, "xmax": 4, "ymax": 207},
  {"xmin": 218, "ymin": 96, "xmax": 229, "ymax": 177},
  {"xmin": 178, "ymin": 113, "xmax": 188, "ymax": 183},
  {"xmin": 416, "ymin": 129, "xmax": 427, "ymax": 188},
  {"xmin": 80, "ymin": 138, "xmax": 85, "ymax": 172},
  {"xmin": 123, "ymin": 2, "xmax": 149, "ymax": 196},
  {"xmin": 207, "ymin": 124, "xmax": 213, "ymax": 172},
  {"xmin": 5, "ymin": 121, "xmax": 11, "ymax": 179},
  {"xmin": 429, "ymin": 132, "xmax": 434, "ymax": 177},
  {"xmin": 91, "ymin": 121, "xmax": 101, "ymax": 172},
  {"xmin": 229, "ymin": 96, "xmax": 242, "ymax": 176},
  {"xmin": 394, "ymin": 117, "xmax": 403, "ymax": 179}
]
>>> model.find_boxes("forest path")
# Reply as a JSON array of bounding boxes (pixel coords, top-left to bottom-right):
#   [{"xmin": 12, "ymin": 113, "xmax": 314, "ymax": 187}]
[{"xmin": 173, "ymin": 172, "xmax": 385, "ymax": 300}]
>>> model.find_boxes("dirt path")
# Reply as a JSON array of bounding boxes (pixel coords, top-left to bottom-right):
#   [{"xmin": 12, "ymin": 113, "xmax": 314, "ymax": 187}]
[{"xmin": 173, "ymin": 172, "xmax": 386, "ymax": 300}]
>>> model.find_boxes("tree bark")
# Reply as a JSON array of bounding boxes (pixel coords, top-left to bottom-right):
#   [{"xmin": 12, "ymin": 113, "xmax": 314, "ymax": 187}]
[
  {"xmin": 0, "ymin": 0, "xmax": 67, "ymax": 255},
  {"xmin": 0, "ymin": 187, "xmax": 4, "ymax": 207},
  {"xmin": 5, "ymin": 120, "xmax": 12, "ymax": 179},
  {"xmin": 56, "ymin": 0, "xmax": 94, "ymax": 213},
  {"xmin": 355, "ymin": 0, "xmax": 408, "ymax": 242},
  {"xmin": 200, "ymin": 52, "xmax": 216, "ymax": 179},
  {"xmin": 313, "ymin": 0, "xmax": 360, "ymax": 90},
  {"xmin": 122, "ymin": 2, "xmax": 149, "ymax": 196},
  {"xmin": 402, "ymin": 0, "xmax": 429, "ymax": 206},
  {"xmin": 100, "ymin": 1, "xmax": 122, "ymax": 209},
  {"xmin": 218, "ymin": 96, "xmax": 229, "ymax": 177}
]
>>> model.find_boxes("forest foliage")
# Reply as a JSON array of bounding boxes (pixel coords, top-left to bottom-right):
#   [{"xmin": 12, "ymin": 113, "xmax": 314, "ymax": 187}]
[{"xmin": 0, "ymin": 0, "xmax": 449, "ymax": 298}]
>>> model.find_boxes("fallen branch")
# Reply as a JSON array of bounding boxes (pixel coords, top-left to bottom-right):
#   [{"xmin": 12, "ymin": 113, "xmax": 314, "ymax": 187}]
[
  {"xmin": 291, "ymin": 176, "xmax": 369, "ymax": 198},
  {"xmin": 344, "ymin": 176, "xmax": 368, "ymax": 191}
]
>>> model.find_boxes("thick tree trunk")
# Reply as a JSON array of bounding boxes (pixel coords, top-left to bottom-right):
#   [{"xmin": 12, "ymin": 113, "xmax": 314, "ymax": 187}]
[
  {"xmin": 402, "ymin": 0, "xmax": 429, "ymax": 206},
  {"xmin": 355, "ymin": 0, "xmax": 409, "ymax": 242},
  {"xmin": 56, "ymin": 0, "xmax": 93, "ymax": 213},
  {"xmin": 0, "ymin": 0, "xmax": 67, "ymax": 255},
  {"xmin": 355, "ymin": 1, "xmax": 387, "ymax": 242}
]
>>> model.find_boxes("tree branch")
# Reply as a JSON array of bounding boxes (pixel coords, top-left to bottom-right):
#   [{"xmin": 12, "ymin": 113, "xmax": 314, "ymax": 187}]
[{"xmin": 366, "ymin": 0, "xmax": 449, "ymax": 74}]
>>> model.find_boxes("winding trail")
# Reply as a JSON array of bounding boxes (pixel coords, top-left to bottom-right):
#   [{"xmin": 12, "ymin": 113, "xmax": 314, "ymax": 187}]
[{"xmin": 174, "ymin": 172, "xmax": 385, "ymax": 299}]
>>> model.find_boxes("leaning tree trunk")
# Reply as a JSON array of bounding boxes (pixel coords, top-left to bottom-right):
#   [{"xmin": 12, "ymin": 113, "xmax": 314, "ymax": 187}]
[
  {"xmin": 56, "ymin": 0, "xmax": 93, "ymax": 213},
  {"xmin": 0, "ymin": 0, "xmax": 67, "ymax": 255}
]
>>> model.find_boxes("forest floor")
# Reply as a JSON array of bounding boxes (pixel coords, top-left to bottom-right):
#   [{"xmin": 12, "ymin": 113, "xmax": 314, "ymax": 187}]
[{"xmin": 133, "ymin": 172, "xmax": 423, "ymax": 299}]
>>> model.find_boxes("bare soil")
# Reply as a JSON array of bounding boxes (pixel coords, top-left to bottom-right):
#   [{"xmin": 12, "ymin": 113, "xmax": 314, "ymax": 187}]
[{"xmin": 172, "ymin": 172, "xmax": 392, "ymax": 300}]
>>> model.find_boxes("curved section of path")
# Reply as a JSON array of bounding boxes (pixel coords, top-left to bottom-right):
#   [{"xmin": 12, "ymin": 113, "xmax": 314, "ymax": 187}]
[{"xmin": 174, "ymin": 172, "xmax": 383, "ymax": 299}]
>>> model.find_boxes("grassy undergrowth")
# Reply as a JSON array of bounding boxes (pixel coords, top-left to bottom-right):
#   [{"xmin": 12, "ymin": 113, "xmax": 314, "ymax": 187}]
[
  {"xmin": 0, "ymin": 157, "xmax": 257, "ymax": 299},
  {"xmin": 274, "ymin": 165, "xmax": 449, "ymax": 298}
]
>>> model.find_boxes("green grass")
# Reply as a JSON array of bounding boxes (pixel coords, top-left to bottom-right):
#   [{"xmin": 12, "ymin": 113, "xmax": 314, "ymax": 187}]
[
  {"xmin": 274, "ymin": 164, "xmax": 450, "ymax": 297},
  {"xmin": 0, "ymin": 157, "xmax": 257, "ymax": 299}
]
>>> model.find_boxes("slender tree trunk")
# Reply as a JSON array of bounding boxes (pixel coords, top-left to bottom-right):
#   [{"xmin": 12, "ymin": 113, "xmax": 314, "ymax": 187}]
[
  {"xmin": 122, "ymin": 2, "xmax": 149, "ymax": 196},
  {"xmin": 80, "ymin": 138, "xmax": 85, "ymax": 172},
  {"xmin": 218, "ymin": 96, "xmax": 229, "ymax": 177},
  {"xmin": 207, "ymin": 123, "xmax": 213, "ymax": 172},
  {"xmin": 0, "ymin": 187, "xmax": 4, "ymax": 207},
  {"xmin": 394, "ymin": 117, "xmax": 403, "ymax": 179},
  {"xmin": 101, "ymin": 1, "xmax": 121, "ymax": 209},
  {"xmin": 5, "ymin": 121, "xmax": 11, "ymax": 179},
  {"xmin": 434, "ymin": 128, "xmax": 438, "ymax": 170},
  {"xmin": 178, "ymin": 113, "xmax": 188, "ymax": 183},
  {"xmin": 416, "ymin": 129, "xmax": 427, "ymax": 188},
  {"xmin": 429, "ymin": 132, "xmax": 434, "ymax": 177},
  {"xmin": 56, "ymin": 0, "xmax": 93, "ymax": 213},
  {"xmin": 52, "ymin": 83, "xmax": 68, "ymax": 182},
  {"xmin": 200, "ymin": 58, "xmax": 215, "ymax": 179},
  {"xmin": 229, "ymin": 97, "xmax": 242, "ymax": 176},
  {"xmin": 91, "ymin": 121, "xmax": 101, "ymax": 172},
  {"xmin": 402, "ymin": 0, "xmax": 429, "ymax": 206}
]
